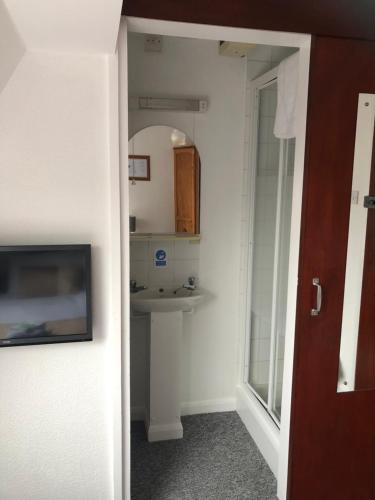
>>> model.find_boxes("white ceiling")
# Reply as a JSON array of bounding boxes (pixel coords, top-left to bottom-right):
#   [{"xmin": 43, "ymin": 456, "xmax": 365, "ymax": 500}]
[{"xmin": 3, "ymin": 0, "xmax": 123, "ymax": 54}]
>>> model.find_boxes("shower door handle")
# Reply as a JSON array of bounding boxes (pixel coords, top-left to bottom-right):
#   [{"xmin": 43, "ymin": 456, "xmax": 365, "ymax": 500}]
[{"xmin": 311, "ymin": 278, "xmax": 322, "ymax": 316}]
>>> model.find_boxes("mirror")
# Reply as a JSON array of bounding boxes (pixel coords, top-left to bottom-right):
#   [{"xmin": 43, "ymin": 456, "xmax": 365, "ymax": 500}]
[
  {"xmin": 128, "ymin": 126, "xmax": 201, "ymax": 235},
  {"xmin": 337, "ymin": 94, "xmax": 375, "ymax": 392}
]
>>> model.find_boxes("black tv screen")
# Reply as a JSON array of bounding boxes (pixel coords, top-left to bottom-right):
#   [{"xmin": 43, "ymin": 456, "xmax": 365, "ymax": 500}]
[{"xmin": 0, "ymin": 245, "xmax": 92, "ymax": 347}]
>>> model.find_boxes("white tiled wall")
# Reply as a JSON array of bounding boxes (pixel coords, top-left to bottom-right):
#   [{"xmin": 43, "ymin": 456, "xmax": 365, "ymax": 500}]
[
  {"xmin": 246, "ymin": 45, "xmax": 298, "ymax": 81},
  {"xmin": 130, "ymin": 239, "xmax": 200, "ymax": 288}
]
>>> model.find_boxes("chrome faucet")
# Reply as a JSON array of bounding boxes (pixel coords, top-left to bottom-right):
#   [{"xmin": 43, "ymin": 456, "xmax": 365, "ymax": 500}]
[
  {"xmin": 130, "ymin": 280, "xmax": 147, "ymax": 293},
  {"xmin": 183, "ymin": 276, "xmax": 196, "ymax": 291},
  {"xmin": 173, "ymin": 276, "xmax": 197, "ymax": 295}
]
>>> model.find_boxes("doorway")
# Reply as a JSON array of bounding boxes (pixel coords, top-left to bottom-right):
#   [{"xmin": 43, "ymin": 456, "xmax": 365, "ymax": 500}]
[{"xmin": 118, "ymin": 17, "xmax": 311, "ymax": 500}]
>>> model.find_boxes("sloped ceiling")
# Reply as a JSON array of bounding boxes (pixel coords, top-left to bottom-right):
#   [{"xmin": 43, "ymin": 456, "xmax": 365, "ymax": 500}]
[
  {"xmin": 0, "ymin": 0, "xmax": 25, "ymax": 93},
  {"xmin": 3, "ymin": 0, "xmax": 122, "ymax": 54}
]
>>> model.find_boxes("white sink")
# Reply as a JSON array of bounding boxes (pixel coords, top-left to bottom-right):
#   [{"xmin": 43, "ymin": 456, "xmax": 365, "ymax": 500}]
[
  {"xmin": 131, "ymin": 287, "xmax": 204, "ymax": 313},
  {"xmin": 131, "ymin": 286, "xmax": 205, "ymax": 442}
]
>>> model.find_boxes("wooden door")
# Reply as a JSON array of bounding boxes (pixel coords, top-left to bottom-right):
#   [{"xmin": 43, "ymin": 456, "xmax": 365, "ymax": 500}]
[
  {"xmin": 288, "ymin": 36, "xmax": 375, "ymax": 500},
  {"xmin": 174, "ymin": 146, "xmax": 200, "ymax": 234}
]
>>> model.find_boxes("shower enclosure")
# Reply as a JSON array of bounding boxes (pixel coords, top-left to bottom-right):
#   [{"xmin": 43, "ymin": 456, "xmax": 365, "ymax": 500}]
[{"xmin": 244, "ymin": 69, "xmax": 295, "ymax": 425}]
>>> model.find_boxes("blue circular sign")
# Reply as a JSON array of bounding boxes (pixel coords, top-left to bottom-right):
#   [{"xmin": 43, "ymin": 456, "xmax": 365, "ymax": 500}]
[{"xmin": 155, "ymin": 249, "xmax": 166, "ymax": 261}]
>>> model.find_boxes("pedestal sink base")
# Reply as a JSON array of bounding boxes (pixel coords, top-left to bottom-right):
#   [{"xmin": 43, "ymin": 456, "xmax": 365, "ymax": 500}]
[
  {"xmin": 147, "ymin": 422, "xmax": 183, "ymax": 442},
  {"xmin": 147, "ymin": 311, "xmax": 183, "ymax": 442}
]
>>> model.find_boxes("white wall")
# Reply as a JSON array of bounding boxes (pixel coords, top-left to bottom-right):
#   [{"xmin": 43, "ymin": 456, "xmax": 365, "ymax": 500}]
[
  {"xmin": 127, "ymin": 33, "xmax": 246, "ymax": 414},
  {"xmin": 3, "ymin": 0, "xmax": 122, "ymax": 54},
  {"xmin": 0, "ymin": 0, "xmax": 25, "ymax": 93},
  {"xmin": 0, "ymin": 51, "xmax": 117, "ymax": 500},
  {"xmin": 129, "ymin": 126, "xmax": 176, "ymax": 233}
]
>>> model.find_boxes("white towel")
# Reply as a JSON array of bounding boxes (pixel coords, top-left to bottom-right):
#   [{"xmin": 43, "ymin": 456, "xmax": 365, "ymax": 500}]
[{"xmin": 274, "ymin": 52, "xmax": 299, "ymax": 139}]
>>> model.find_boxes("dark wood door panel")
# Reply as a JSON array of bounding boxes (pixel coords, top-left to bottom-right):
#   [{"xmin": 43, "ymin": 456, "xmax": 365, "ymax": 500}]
[
  {"xmin": 123, "ymin": 0, "xmax": 375, "ymax": 42},
  {"xmin": 289, "ymin": 37, "xmax": 375, "ymax": 500}
]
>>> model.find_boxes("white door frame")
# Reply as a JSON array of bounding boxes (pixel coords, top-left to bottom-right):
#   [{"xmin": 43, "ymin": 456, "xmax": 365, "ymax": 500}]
[
  {"xmin": 117, "ymin": 20, "xmax": 131, "ymax": 500},
  {"xmin": 118, "ymin": 16, "xmax": 311, "ymax": 500}
]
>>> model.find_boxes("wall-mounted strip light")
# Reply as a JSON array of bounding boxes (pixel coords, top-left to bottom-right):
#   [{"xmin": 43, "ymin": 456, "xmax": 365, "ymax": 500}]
[{"xmin": 138, "ymin": 97, "xmax": 208, "ymax": 113}]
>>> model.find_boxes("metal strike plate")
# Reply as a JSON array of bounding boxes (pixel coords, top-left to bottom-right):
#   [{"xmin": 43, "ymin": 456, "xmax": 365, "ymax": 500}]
[{"xmin": 364, "ymin": 196, "xmax": 375, "ymax": 208}]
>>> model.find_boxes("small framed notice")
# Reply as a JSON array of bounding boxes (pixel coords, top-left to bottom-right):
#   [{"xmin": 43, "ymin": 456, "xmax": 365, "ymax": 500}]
[{"xmin": 128, "ymin": 155, "xmax": 150, "ymax": 181}]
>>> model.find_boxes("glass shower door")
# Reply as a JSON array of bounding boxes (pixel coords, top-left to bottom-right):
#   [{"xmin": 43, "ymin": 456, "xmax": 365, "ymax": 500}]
[
  {"xmin": 246, "ymin": 74, "xmax": 295, "ymax": 424},
  {"xmin": 247, "ymin": 81, "xmax": 280, "ymax": 406}
]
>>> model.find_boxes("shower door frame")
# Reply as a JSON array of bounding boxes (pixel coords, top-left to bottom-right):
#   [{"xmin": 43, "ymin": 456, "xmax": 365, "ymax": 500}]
[{"xmin": 244, "ymin": 67, "xmax": 290, "ymax": 426}]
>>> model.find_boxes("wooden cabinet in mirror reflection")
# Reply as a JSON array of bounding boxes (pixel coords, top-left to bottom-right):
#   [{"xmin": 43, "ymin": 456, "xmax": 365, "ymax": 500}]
[{"xmin": 174, "ymin": 146, "xmax": 200, "ymax": 234}]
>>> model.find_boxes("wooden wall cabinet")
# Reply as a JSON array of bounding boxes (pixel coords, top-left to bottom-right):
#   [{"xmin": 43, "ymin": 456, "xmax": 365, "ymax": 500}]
[{"xmin": 174, "ymin": 146, "xmax": 200, "ymax": 234}]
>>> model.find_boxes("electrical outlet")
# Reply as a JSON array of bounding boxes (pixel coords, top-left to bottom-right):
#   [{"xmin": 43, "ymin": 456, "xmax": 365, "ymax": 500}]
[{"xmin": 144, "ymin": 35, "xmax": 163, "ymax": 53}]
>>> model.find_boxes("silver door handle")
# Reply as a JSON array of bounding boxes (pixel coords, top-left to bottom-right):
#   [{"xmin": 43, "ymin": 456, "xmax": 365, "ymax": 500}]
[{"xmin": 311, "ymin": 278, "xmax": 322, "ymax": 316}]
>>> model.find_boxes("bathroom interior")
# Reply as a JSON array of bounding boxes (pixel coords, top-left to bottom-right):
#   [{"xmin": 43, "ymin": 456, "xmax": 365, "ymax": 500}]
[{"xmin": 127, "ymin": 28, "xmax": 300, "ymax": 498}]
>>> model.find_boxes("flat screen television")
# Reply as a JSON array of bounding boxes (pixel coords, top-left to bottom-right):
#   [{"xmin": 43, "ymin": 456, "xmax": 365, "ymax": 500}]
[{"xmin": 0, "ymin": 245, "xmax": 92, "ymax": 347}]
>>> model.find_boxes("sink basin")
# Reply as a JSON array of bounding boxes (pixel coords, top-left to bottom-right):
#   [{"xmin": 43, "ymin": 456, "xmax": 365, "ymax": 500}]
[{"xmin": 131, "ymin": 287, "xmax": 204, "ymax": 313}]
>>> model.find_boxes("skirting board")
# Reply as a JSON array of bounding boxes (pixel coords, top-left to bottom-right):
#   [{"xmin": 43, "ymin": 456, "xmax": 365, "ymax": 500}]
[
  {"xmin": 181, "ymin": 397, "xmax": 236, "ymax": 416},
  {"xmin": 131, "ymin": 397, "xmax": 236, "ymax": 421},
  {"xmin": 236, "ymin": 384, "xmax": 280, "ymax": 477},
  {"xmin": 147, "ymin": 422, "xmax": 183, "ymax": 442}
]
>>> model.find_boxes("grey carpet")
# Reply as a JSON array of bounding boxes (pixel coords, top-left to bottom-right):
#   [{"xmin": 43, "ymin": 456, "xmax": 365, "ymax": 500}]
[{"xmin": 131, "ymin": 411, "xmax": 277, "ymax": 500}]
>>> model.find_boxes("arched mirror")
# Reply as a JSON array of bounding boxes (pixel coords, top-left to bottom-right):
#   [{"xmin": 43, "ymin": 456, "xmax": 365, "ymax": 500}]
[{"xmin": 128, "ymin": 126, "xmax": 201, "ymax": 235}]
